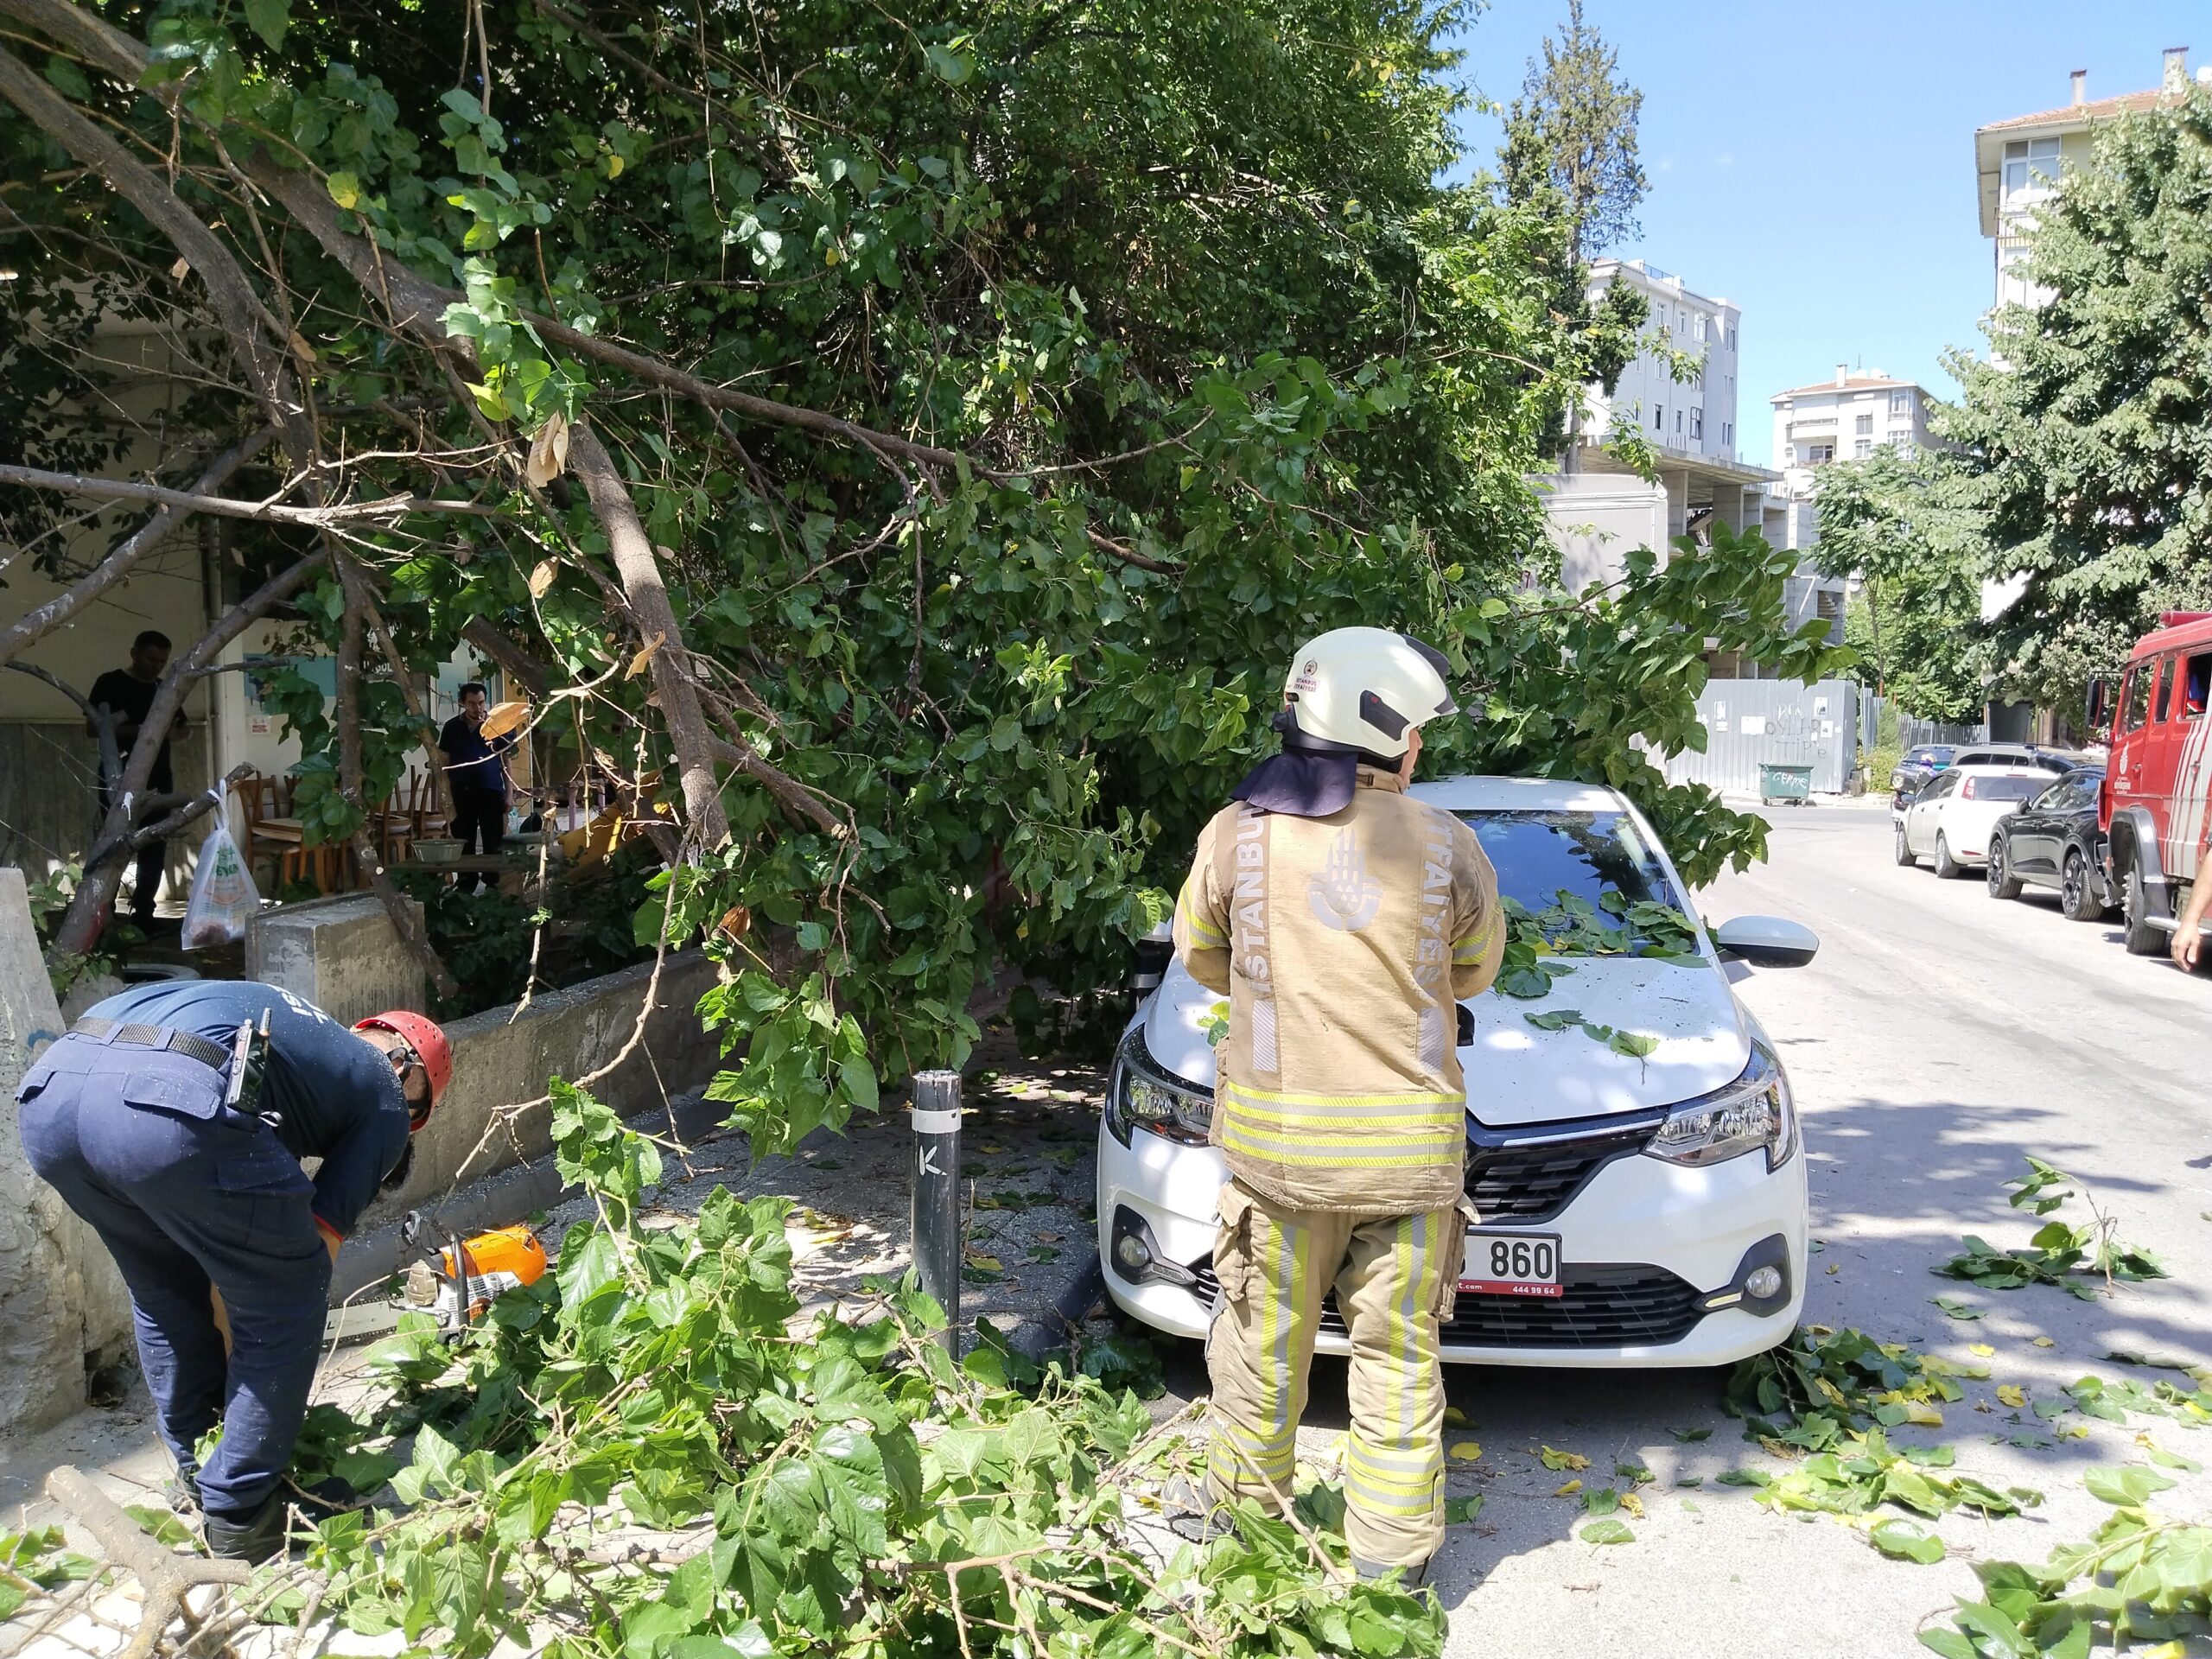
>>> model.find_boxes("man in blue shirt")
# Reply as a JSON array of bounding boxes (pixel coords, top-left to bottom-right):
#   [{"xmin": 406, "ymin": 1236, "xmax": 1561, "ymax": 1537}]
[
  {"xmin": 437, "ymin": 682, "xmax": 512, "ymax": 892},
  {"xmin": 15, "ymin": 982, "xmax": 451, "ymax": 1561}
]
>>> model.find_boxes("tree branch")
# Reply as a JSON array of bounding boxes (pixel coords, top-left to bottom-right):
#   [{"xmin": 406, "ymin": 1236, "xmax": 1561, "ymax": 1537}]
[
  {"xmin": 0, "ymin": 432, "xmax": 275, "ymax": 666},
  {"xmin": 461, "ymin": 615, "xmax": 553, "ymax": 699},
  {"xmin": 54, "ymin": 551, "xmax": 328, "ymax": 953},
  {"xmin": 566, "ymin": 423, "xmax": 730, "ymax": 849},
  {"xmin": 0, "ymin": 460, "xmax": 499, "ymax": 525}
]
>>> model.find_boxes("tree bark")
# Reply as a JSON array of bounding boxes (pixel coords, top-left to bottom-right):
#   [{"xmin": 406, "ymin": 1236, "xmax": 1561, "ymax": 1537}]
[
  {"xmin": 0, "ymin": 432, "xmax": 274, "ymax": 666},
  {"xmin": 567, "ymin": 424, "xmax": 730, "ymax": 849},
  {"xmin": 53, "ymin": 554, "xmax": 328, "ymax": 955}
]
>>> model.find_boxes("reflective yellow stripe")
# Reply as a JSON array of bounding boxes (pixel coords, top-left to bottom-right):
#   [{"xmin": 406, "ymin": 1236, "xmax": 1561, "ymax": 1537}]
[
  {"xmin": 1222, "ymin": 1102, "xmax": 1461, "ymax": 1133},
  {"xmin": 1217, "ymin": 1135, "xmax": 1462, "ymax": 1169},
  {"xmin": 1177, "ymin": 888, "xmax": 1226, "ymax": 946},
  {"xmin": 1452, "ymin": 915, "xmax": 1497, "ymax": 962},
  {"xmin": 1223, "ymin": 1081, "xmax": 1461, "ymax": 1109}
]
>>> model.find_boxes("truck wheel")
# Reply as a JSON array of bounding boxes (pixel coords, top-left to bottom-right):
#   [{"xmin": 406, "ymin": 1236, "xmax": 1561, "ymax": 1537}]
[
  {"xmin": 2122, "ymin": 861, "xmax": 2165, "ymax": 956},
  {"xmin": 2061, "ymin": 851, "xmax": 2106, "ymax": 921},
  {"xmin": 1933, "ymin": 834, "xmax": 1963, "ymax": 880},
  {"xmin": 1894, "ymin": 821, "xmax": 1917, "ymax": 868},
  {"xmin": 1986, "ymin": 836, "xmax": 2023, "ymax": 900}
]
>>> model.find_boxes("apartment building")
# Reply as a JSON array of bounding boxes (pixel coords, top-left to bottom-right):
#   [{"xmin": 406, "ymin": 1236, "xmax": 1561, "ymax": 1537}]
[
  {"xmin": 1536, "ymin": 258, "xmax": 1782, "ymax": 595},
  {"xmin": 1974, "ymin": 47, "xmax": 2206, "ymax": 310},
  {"xmin": 1770, "ymin": 369, "xmax": 1935, "ymax": 479}
]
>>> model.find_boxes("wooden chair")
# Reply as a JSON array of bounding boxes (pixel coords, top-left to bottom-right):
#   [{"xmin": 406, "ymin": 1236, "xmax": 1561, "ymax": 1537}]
[{"xmin": 237, "ymin": 773, "xmax": 305, "ymax": 887}]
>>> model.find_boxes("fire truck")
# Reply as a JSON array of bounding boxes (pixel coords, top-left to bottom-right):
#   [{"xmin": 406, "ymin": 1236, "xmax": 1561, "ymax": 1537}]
[{"xmin": 2094, "ymin": 612, "xmax": 2212, "ymax": 955}]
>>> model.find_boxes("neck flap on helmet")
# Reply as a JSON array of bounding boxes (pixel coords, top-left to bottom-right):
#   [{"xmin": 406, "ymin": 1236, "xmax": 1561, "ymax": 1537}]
[{"xmin": 1230, "ymin": 709, "xmax": 1396, "ymax": 817}]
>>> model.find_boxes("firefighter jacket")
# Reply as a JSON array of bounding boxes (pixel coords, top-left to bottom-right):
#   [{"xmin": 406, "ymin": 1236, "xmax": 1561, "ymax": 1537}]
[{"xmin": 1171, "ymin": 767, "xmax": 1505, "ymax": 1213}]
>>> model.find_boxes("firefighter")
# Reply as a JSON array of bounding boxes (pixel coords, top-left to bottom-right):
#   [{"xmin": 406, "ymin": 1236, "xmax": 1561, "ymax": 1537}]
[
  {"xmin": 1171, "ymin": 626, "xmax": 1504, "ymax": 1583},
  {"xmin": 15, "ymin": 982, "xmax": 450, "ymax": 1561}
]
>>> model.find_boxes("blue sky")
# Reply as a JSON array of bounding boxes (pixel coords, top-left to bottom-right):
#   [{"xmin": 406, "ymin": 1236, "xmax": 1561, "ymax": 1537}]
[{"xmin": 1443, "ymin": 1, "xmax": 2206, "ymax": 466}]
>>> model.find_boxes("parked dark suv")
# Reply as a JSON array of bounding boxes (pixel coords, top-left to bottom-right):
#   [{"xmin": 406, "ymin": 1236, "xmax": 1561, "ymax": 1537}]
[
  {"xmin": 1986, "ymin": 766, "xmax": 2110, "ymax": 920},
  {"xmin": 1889, "ymin": 745, "xmax": 1955, "ymax": 807}
]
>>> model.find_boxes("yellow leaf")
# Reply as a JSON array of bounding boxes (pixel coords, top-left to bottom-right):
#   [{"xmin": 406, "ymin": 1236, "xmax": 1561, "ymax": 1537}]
[
  {"xmin": 1553, "ymin": 1479, "xmax": 1581, "ymax": 1497},
  {"xmin": 979, "ymin": 1143, "xmax": 1006, "ymax": 1154},
  {"xmin": 1903, "ymin": 1404, "xmax": 1944, "ymax": 1427},
  {"xmin": 1969, "ymin": 1343, "xmax": 1995, "ymax": 1357},
  {"xmin": 1620, "ymin": 1491, "xmax": 1644, "ymax": 1519},
  {"xmin": 626, "ymin": 632, "xmax": 665, "ymax": 679},
  {"xmin": 1442, "ymin": 1406, "xmax": 1468, "ymax": 1427},
  {"xmin": 287, "ymin": 329, "xmax": 318, "ymax": 367},
  {"xmin": 1825, "ymin": 1262, "xmax": 1840, "ymax": 1275},
  {"xmin": 964, "ymin": 1251, "xmax": 1001, "ymax": 1272},
  {"xmin": 606, "ymin": 151, "xmax": 624, "ymax": 178},
  {"xmin": 1539, "ymin": 1446, "xmax": 1591, "ymax": 1471},
  {"xmin": 1447, "ymin": 1442, "xmax": 1481, "ymax": 1462},
  {"xmin": 2139, "ymin": 1644, "xmax": 2186, "ymax": 1659},
  {"xmin": 480, "ymin": 699, "xmax": 531, "ymax": 741},
  {"xmin": 2031, "ymin": 1337, "xmax": 2055, "ymax": 1348},
  {"xmin": 1997, "ymin": 1385, "xmax": 2026, "ymax": 1408},
  {"xmin": 528, "ymin": 560, "xmax": 558, "ymax": 600},
  {"xmin": 326, "ymin": 168, "xmax": 362, "ymax": 210}
]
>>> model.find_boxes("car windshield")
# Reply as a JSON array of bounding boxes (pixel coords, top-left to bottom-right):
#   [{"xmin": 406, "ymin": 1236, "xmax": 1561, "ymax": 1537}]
[
  {"xmin": 1962, "ymin": 776, "xmax": 2044, "ymax": 802},
  {"xmin": 1456, "ymin": 810, "xmax": 1694, "ymax": 952},
  {"xmin": 1908, "ymin": 747, "xmax": 1954, "ymax": 766}
]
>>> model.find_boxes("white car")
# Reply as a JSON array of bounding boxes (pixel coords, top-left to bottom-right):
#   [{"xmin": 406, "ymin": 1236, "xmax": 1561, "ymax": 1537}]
[
  {"xmin": 1096, "ymin": 777, "xmax": 1820, "ymax": 1369},
  {"xmin": 1893, "ymin": 764, "xmax": 2050, "ymax": 878}
]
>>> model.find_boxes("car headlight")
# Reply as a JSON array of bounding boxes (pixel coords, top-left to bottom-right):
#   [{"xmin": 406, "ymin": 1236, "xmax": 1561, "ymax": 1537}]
[
  {"xmin": 1645, "ymin": 1041, "xmax": 1796, "ymax": 1171},
  {"xmin": 1105, "ymin": 1027, "xmax": 1214, "ymax": 1147}
]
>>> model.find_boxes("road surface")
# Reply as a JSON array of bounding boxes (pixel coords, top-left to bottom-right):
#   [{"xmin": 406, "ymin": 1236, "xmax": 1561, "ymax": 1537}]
[{"xmin": 1160, "ymin": 801, "xmax": 2212, "ymax": 1657}]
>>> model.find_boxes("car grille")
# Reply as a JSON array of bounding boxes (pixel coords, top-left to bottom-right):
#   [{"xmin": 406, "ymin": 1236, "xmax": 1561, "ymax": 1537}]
[
  {"xmin": 1187, "ymin": 1262, "xmax": 1705, "ymax": 1350},
  {"xmin": 1465, "ymin": 1116, "xmax": 1661, "ymax": 1224}
]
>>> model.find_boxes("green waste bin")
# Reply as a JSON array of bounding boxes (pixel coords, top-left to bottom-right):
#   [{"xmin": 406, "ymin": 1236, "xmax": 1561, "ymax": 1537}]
[{"xmin": 1758, "ymin": 763, "xmax": 1814, "ymax": 805}]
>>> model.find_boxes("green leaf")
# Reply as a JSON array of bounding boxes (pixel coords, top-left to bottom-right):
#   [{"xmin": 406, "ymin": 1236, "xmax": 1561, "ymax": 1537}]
[
  {"xmin": 924, "ymin": 43, "xmax": 973, "ymax": 86},
  {"xmin": 326, "ymin": 170, "xmax": 362, "ymax": 211},
  {"xmin": 1579, "ymin": 1517, "xmax": 1633, "ymax": 1545},
  {"xmin": 2082, "ymin": 1465, "xmax": 2175, "ymax": 1507},
  {"xmin": 243, "ymin": 0, "xmax": 289, "ymax": 49},
  {"xmin": 1522, "ymin": 1008, "xmax": 1583, "ymax": 1031},
  {"xmin": 1868, "ymin": 1518, "xmax": 1946, "ymax": 1564}
]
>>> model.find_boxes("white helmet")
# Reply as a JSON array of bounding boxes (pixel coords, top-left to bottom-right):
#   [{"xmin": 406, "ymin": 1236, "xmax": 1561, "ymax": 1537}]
[{"xmin": 1280, "ymin": 627, "xmax": 1458, "ymax": 761}]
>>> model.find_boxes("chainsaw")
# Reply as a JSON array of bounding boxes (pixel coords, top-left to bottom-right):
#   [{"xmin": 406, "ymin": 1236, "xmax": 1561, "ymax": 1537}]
[{"xmin": 323, "ymin": 1212, "xmax": 549, "ymax": 1344}]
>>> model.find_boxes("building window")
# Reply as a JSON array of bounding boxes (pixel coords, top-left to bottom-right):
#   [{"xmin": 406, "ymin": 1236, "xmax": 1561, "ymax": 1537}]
[
  {"xmin": 1726, "ymin": 326, "xmax": 1737, "ymax": 349},
  {"xmin": 1890, "ymin": 390, "xmax": 1912, "ymax": 416},
  {"xmin": 1690, "ymin": 408, "xmax": 1704, "ymax": 440},
  {"xmin": 1693, "ymin": 315, "xmax": 1707, "ymax": 343},
  {"xmin": 1653, "ymin": 403, "xmax": 1663, "ymax": 432},
  {"xmin": 1807, "ymin": 442, "xmax": 1834, "ymax": 465},
  {"xmin": 1675, "ymin": 409, "xmax": 1683, "ymax": 434},
  {"xmin": 1723, "ymin": 423, "xmax": 1732, "ymax": 448},
  {"xmin": 1784, "ymin": 443, "xmax": 1796, "ymax": 464},
  {"xmin": 1853, "ymin": 438, "xmax": 1873, "ymax": 457},
  {"xmin": 1855, "ymin": 413, "xmax": 1874, "ymax": 435},
  {"xmin": 2002, "ymin": 137, "xmax": 2061, "ymax": 200}
]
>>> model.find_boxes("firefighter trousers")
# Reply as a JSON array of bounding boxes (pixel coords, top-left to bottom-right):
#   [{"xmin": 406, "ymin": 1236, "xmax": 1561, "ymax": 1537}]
[{"xmin": 1204, "ymin": 1177, "xmax": 1464, "ymax": 1567}]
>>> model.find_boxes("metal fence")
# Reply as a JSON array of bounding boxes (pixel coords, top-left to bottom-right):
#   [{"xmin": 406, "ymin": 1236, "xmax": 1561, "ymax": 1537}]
[
  {"xmin": 1662, "ymin": 678, "xmax": 1862, "ymax": 796},
  {"xmin": 1897, "ymin": 713, "xmax": 1987, "ymax": 749}
]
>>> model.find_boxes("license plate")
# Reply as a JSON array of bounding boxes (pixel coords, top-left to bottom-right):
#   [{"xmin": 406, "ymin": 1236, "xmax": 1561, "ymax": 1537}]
[{"xmin": 1460, "ymin": 1230, "xmax": 1562, "ymax": 1298}]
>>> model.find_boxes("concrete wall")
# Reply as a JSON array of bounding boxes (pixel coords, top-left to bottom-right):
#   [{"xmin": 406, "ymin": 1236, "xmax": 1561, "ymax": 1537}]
[
  {"xmin": 365, "ymin": 950, "xmax": 722, "ymax": 1225},
  {"xmin": 1533, "ymin": 472, "xmax": 1670, "ymax": 594},
  {"xmin": 0, "ymin": 869, "xmax": 133, "ymax": 1435},
  {"xmin": 246, "ymin": 892, "xmax": 428, "ymax": 1030}
]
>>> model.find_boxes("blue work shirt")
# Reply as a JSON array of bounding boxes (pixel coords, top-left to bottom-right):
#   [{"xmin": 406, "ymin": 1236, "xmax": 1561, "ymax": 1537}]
[
  {"xmin": 439, "ymin": 715, "xmax": 510, "ymax": 798},
  {"xmin": 79, "ymin": 980, "xmax": 412, "ymax": 1238}
]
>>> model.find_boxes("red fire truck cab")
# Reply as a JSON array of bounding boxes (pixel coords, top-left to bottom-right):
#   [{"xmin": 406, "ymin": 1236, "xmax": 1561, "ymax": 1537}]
[{"xmin": 2095, "ymin": 612, "xmax": 2212, "ymax": 954}]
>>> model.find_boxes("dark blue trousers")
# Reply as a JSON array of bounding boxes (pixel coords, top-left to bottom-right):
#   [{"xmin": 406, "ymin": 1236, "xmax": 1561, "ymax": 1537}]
[{"xmin": 16, "ymin": 1034, "xmax": 329, "ymax": 1521}]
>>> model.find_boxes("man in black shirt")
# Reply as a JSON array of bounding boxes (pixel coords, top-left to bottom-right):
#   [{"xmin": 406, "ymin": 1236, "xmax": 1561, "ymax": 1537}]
[
  {"xmin": 437, "ymin": 681, "xmax": 510, "ymax": 892},
  {"xmin": 87, "ymin": 630, "xmax": 188, "ymax": 926},
  {"xmin": 16, "ymin": 981, "xmax": 450, "ymax": 1561}
]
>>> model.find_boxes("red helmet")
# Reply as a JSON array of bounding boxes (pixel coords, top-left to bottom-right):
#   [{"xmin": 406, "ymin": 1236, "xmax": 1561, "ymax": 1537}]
[{"xmin": 353, "ymin": 1010, "xmax": 452, "ymax": 1128}]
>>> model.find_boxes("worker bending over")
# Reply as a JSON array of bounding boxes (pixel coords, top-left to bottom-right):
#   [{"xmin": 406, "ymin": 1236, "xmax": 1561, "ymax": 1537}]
[
  {"xmin": 1173, "ymin": 626, "xmax": 1503, "ymax": 1583},
  {"xmin": 16, "ymin": 981, "xmax": 450, "ymax": 1561}
]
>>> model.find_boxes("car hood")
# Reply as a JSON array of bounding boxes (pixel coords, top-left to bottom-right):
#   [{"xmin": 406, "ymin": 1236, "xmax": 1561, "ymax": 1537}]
[{"xmin": 1140, "ymin": 955, "xmax": 1752, "ymax": 1128}]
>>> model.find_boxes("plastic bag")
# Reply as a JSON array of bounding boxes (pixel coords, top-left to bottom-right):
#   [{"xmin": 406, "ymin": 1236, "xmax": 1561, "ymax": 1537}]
[{"xmin": 181, "ymin": 787, "xmax": 261, "ymax": 950}]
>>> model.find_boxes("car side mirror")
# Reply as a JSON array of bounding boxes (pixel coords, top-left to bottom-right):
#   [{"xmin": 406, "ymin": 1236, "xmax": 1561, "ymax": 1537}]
[
  {"xmin": 1456, "ymin": 1002, "xmax": 1475, "ymax": 1047},
  {"xmin": 1713, "ymin": 916, "xmax": 1819, "ymax": 967},
  {"xmin": 2085, "ymin": 677, "xmax": 2108, "ymax": 734}
]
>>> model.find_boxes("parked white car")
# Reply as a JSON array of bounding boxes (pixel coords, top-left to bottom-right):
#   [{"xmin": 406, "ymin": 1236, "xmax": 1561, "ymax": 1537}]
[
  {"xmin": 1892, "ymin": 764, "xmax": 2050, "ymax": 878},
  {"xmin": 1096, "ymin": 777, "xmax": 1819, "ymax": 1369}
]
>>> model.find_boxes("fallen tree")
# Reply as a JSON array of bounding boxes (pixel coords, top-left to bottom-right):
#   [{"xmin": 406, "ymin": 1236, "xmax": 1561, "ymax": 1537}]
[{"xmin": 0, "ymin": 0, "xmax": 1845, "ymax": 1147}]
